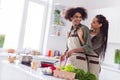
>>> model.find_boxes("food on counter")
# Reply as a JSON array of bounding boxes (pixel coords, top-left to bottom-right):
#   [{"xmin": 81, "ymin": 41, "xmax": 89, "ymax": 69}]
[
  {"xmin": 31, "ymin": 50, "xmax": 41, "ymax": 55},
  {"xmin": 42, "ymin": 66, "xmax": 56, "ymax": 75},
  {"xmin": 53, "ymin": 56, "xmax": 60, "ymax": 59},
  {"xmin": 63, "ymin": 64, "xmax": 75, "ymax": 72},
  {"xmin": 53, "ymin": 50, "xmax": 61, "ymax": 56},
  {"xmin": 46, "ymin": 68, "xmax": 52, "ymax": 74},
  {"xmin": 8, "ymin": 48, "xmax": 15, "ymax": 53},
  {"xmin": 56, "ymin": 64, "xmax": 97, "ymax": 80},
  {"xmin": 8, "ymin": 56, "xmax": 16, "ymax": 63},
  {"xmin": 21, "ymin": 56, "xmax": 32, "ymax": 66},
  {"xmin": 42, "ymin": 67, "xmax": 52, "ymax": 75},
  {"xmin": 41, "ymin": 61, "xmax": 54, "ymax": 67},
  {"xmin": 53, "ymin": 69, "xmax": 76, "ymax": 80},
  {"xmin": 31, "ymin": 61, "xmax": 38, "ymax": 70},
  {"xmin": 50, "ymin": 66, "xmax": 56, "ymax": 74},
  {"xmin": 47, "ymin": 50, "xmax": 53, "ymax": 57}
]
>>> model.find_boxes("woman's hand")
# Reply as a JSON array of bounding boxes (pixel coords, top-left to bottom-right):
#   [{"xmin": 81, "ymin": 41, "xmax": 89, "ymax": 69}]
[
  {"xmin": 66, "ymin": 50, "xmax": 74, "ymax": 58},
  {"xmin": 60, "ymin": 54, "xmax": 65, "ymax": 61},
  {"xmin": 78, "ymin": 29, "xmax": 85, "ymax": 45},
  {"xmin": 78, "ymin": 29, "xmax": 83, "ymax": 38},
  {"xmin": 66, "ymin": 31, "xmax": 70, "ymax": 38},
  {"xmin": 60, "ymin": 51, "xmax": 67, "ymax": 61}
]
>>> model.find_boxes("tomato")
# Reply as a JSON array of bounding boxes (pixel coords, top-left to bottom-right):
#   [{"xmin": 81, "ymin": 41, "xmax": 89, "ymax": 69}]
[{"xmin": 50, "ymin": 66, "xmax": 56, "ymax": 74}]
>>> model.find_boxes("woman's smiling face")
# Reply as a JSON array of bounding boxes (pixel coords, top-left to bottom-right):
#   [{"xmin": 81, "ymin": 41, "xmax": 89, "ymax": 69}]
[
  {"xmin": 71, "ymin": 12, "xmax": 82, "ymax": 26},
  {"xmin": 91, "ymin": 17, "xmax": 102, "ymax": 29}
]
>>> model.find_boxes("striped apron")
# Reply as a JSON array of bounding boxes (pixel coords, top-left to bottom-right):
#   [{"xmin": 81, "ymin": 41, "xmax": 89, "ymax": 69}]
[
  {"xmin": 66, "ymin": 33, "xmax": 88, "ymax": 72},
  {"xmin": 86, "ymin": 51, "xmax": 100, "ymax": 78}
]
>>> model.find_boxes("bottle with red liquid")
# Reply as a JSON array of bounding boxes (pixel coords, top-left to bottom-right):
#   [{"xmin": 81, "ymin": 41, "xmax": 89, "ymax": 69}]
[{"xmin": 48, "ymin": 50, "xmax": 53, "ymax": 57}]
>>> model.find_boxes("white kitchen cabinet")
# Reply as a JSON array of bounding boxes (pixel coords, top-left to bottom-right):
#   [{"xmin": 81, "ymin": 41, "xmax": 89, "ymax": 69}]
[
  {"xmin": 0, "ymin": 61, "xmax": 63, "ymax": 80},
  {"xmin": 0, "ymin": 53, "xmax": 8, "ymax": 61},
  {"xmin": 0, "ymin": 62, "xmax": 27, "ymax": 80},
  {"xmin": 27, "ymin": 75, "xmax": 42, "ymax": 80},
  {"xmin": 27, "ymin": 70, "xmax": 41, "ymax": 80},
  {"xmin": 27, "ymin": 76, "xmax": 36, "ymax": 80},
  {"xmin": 0, "ymin": 64, "xmax": 14, "ymax": 80},
  {"xmin": 99, "ymin": 65, "xmax": 120, "ymax": 80},
  {"xmin": 1, "ymin": 60, "xmax": 120, "ymax": 80},
  {"xmin": 12, "ymin": 67, "xmax": 28, "ymax": 80}
]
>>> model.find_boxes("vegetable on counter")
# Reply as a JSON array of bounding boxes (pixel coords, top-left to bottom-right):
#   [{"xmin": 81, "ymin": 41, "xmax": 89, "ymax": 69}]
[
  {"xmin": 60, "ymin": 64, "xmax": 97, "ymax": 80},
  {"xmin": 42, "ymin": 66, "xmax": 56, "ymax": 75}
]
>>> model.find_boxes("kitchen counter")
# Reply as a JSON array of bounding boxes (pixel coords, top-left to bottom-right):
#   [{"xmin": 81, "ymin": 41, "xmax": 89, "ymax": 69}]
[
  {"xmin": 1, "ymin": 52, "xmax": 120, "ymax": 80},
  {"xmin": 0, "ymin": 60, "xmax": 64, "ymax": 80},
  {"xmin": 1, "ymin": 61, "xmax": 120, "ymax": 80}
]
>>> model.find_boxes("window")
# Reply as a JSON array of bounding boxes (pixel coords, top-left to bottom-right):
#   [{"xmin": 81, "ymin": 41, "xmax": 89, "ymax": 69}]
[
  {"xmin": 0, "ymin": 0, "xmax": 51, "ymax": 54},
  {"xmin": 20, "ymin": 0, "xmax": 50, "ymax": 53},
  {"xmin": 0, "ymin": 0, "xmax": 24, "ymax": 49},
  {"xmin": 23, "ymin": 1, "xmax": 45, "ymax": 50}
]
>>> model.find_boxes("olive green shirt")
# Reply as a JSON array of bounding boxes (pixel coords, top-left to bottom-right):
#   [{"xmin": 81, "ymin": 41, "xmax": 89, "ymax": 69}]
[
  {"xmin": 91, "ymin": 32, "xmax": 103, "ymax": 56},
  {"xmin": 66, "ymin": 24, "xmax": 92, "ymax": 54},
  {"xmin": 80, "ymin": 24, "xmax": 92, "ymax": 54}
]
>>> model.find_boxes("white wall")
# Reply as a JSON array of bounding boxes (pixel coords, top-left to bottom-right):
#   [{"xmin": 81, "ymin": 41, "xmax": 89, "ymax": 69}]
[
  {"xmin": 104, "ymin": 43, "xmax": 120, "ymax": 66},
  {"xmin": 54, "ymin": 0, "xmax": 120, "ymax": 9},
  {"xmin": 85, "ymin": 7, "xmax": 120, "ymax": 43},
  {"xmin": 45, "ymin": 0, "xmax": 120, "ymax": 56}
]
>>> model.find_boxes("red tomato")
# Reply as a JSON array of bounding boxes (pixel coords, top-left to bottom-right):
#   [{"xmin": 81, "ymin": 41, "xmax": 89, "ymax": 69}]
[{"xmin": 50, "ymin": 66, "xmax": 56, "ymax": 74}]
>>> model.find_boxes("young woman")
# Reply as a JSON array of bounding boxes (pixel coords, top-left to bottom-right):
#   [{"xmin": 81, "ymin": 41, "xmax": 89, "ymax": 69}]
[
  {"xmin": 87, "ymin": 14, "xmax": 109, "ymax": 78},
  {"xmin": 60, "ymin": 7, "xmax": 92, "ymax": 72}
]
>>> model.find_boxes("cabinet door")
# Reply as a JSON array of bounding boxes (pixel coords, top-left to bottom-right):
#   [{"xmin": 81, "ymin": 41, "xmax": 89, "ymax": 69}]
[
  {"xmin": 99, "ymin": 68, "xmax": 120, "ymax": 80},
  {"xmin": 27, "ymin": 70, "xmax": 43, "ymax": 80},
  {"xmin": 27, "ymin": 75, "xmax": 36, "ymax": 80},
  {"xmin": 0, "ymin": 62, "xmax": 28, "ymax": 80},
  {"xmin": 0, "ymin": 56, "xmax": 8, "ymax": 61},
  {"xmin": 12, "ymin": 68, "xmax": 28, "ymax": 80},
  {"xmin": 0, "ymin": 64, "xmax": 14, "ymax": 80}
]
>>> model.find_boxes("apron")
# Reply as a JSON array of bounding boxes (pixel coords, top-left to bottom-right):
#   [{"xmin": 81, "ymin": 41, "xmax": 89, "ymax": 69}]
[
  {"xmin": 67, "ymin": 32, "xmax": 88, "ymax": 72},
  {"xmin": 86, "ymin": 51, "xmax": 100, "ymax": 78},
  {"xmin": 88, "ymin": 32, "xmax": 101, "ymax": 78}
]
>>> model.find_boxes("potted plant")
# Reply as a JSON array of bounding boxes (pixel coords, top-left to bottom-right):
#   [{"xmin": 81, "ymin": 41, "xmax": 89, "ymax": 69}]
[
  {"xmin": 114, "ymin": 49, "xmax": 120, "ymax": 69},
  {"xmin": 0, "ymin": 34, "xmax": 5, "ymax": 48}
]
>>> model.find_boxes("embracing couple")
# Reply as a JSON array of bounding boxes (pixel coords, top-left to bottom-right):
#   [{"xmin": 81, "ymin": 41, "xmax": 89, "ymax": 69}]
[{"xmin": 60, "ymin": 7, "xmax": 109, "ymax": 79}]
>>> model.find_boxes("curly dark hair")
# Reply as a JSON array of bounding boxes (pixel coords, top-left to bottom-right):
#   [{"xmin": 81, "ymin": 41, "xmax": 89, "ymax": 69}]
[{"xmin": 64, "ymin": 7, "xmax": 88, "ymax": 21}]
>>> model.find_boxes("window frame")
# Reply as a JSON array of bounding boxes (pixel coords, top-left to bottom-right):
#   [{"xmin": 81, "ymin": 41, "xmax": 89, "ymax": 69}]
[{"xmin": 17, "ymin": 0, "xmax": 50, "ymax": 54}]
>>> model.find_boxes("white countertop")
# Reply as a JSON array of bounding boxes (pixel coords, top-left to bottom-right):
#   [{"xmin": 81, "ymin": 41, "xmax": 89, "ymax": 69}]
[
  {"xmin": 0, "ymin": 60, "xmax": 64, "ymax": 80},
  {"xmin": 1, "ymin": 52, "xmax": 120, "ymax": 73},
  {"xmin": 1, "ymin": 52, "xmax": 120, "ymax": 80}
]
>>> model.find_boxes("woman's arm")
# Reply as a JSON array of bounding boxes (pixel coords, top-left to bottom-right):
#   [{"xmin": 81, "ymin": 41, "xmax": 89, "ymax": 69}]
[
  {"xmin": 65, "ymin": 26, "xmax": 92, "ymax": 58},
  {"xmin": 66, "ymin": 31, "xmax": 70, "ymax": 38},
  {"xmin": 80, "ymin": 26, "xmax": 92, "ymax": 54},
  {"xmin": 63, "ymin": 29, "xmax": 85, "ymax": 58},
  {"xmin": 66, "ymin": 28, "xmax": 87, "ymax": 58},
  {"xmin": 71, "ymin": 26, "xmax": 92, "ymax": 54},
  {"xmin": 65, "ymin": 48, "xmax": 84, "ymax": 58}
]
